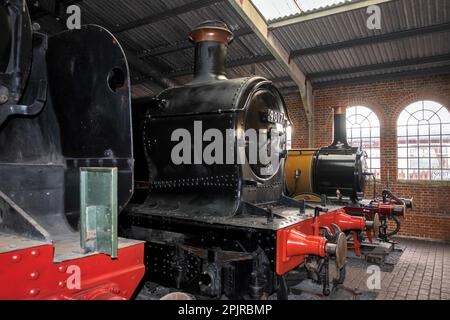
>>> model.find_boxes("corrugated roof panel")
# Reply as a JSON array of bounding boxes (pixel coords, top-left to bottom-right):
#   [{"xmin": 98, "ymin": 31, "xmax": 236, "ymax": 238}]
[
  {"xmin": 312, "ymin": 60, "xmax": 450, "ymax": 84},
  {"xmin": 132, "ymin": 82, "xmax": 161, "ymax": 98},
  {"xmin": 294, "ymin": 31, "xmax": 450, "ymax": 74},
  {"xmin": 34, "ymin": 0, "xmax": 450, "ymax": 91},
  {"xmin": 272, "ymin": 0, "xmax": 450, "ymax": 52}
]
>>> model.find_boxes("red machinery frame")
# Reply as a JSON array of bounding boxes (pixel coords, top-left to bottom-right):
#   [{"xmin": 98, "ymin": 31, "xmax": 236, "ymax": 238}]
[
  {"xmin": 0, "ymin": 243, "xmax": 145, "ymax": 300},
  {"xmin": 276, "ymin": 208, "xmax": 366, "ymax": 275}
]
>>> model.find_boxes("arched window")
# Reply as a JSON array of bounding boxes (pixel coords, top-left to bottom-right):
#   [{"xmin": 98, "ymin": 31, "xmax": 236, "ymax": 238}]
[
  {"xmin": 346, "ymin": 106, "xmax": 381, "ymax": 179},
  {"xmin": 397, "ymin": 101, "xmax": 450, "ymax": 181}
]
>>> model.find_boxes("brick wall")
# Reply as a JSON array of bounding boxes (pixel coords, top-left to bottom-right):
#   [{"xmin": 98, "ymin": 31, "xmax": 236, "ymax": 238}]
[
  {"xmin": 284, "ymin": 74, "xmax": 450, "ymax": 241},
  {"xmin": 284, "ymin": 94, "xmax": 309, "ymax": 149}
]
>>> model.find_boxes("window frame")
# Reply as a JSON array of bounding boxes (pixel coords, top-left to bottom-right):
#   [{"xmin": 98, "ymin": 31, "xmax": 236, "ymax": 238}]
[
  {"xmin": 346, "ymin": 106, "xmax": 381, "ymax": 179},
  {"xmin": 397, "ymin": 100, "xmax": 450, "ymax": 181}
]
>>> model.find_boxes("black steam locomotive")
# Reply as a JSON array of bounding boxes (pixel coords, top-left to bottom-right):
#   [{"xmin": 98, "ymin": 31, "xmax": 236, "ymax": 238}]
[
  {"xmin": 122, "ymin": 21, "xmax": 373, "ymax": 299},
  {"xmin": 286, "ymin": 107, "xmax": 413, "ymax": 242},
  {"xmin": 0, "ymin": 0, "xmax": 144, "ymax": 299}
]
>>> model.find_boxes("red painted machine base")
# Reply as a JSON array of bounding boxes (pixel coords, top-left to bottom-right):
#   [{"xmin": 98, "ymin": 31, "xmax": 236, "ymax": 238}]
[{"xmin": 0, "ymin": 243, "xmax": 145, "ymax": 300}]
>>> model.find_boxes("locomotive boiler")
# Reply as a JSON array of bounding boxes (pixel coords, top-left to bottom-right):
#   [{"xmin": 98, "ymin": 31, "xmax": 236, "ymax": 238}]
[
  {"xmin": 0, "ymin": 0, "xmax": 144, "ymax": 299},
  {"xmin": 285, "ymin": 107, "xmax": 413, "ymax": 242},
  {"xmin": 123, "ymin": 21, "xmax": 376, "ymax": 299},
  {"xmin": 286, "ymin": 107, "xmax": 368, "ymax": 202}
]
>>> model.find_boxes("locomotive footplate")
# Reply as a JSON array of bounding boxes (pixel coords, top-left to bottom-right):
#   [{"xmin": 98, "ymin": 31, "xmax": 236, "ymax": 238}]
[{"xmin": 121, "ymin": 200, "xmax": 351, "ymax": 299}]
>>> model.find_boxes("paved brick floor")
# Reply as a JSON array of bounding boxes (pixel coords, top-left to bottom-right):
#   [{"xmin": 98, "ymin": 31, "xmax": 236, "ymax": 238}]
[{"xmin": 343, "ymin": 238, "xmax": 450, "ymax": 300}]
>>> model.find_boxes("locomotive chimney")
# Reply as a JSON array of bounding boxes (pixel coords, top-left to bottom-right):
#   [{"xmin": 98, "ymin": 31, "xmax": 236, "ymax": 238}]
[
  {"xmin": 188, "ymin": 20, "xmax": 234, "ymax": 83},
  {"xmin": 331, "ymin": 106, "xmax": 349, "ymax": 148}
]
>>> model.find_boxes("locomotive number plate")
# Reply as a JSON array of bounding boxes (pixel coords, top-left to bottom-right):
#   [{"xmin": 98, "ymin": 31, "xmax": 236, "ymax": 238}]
[{"xmin": 262, "ymin": 109, "xmax": 286, "ymax": 124}]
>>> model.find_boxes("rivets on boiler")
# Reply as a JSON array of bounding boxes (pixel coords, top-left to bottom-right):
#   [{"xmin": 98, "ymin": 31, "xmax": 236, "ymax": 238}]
[{"xmin": 30, "ymin": 271, "xmax": 40, "ymax": 280}]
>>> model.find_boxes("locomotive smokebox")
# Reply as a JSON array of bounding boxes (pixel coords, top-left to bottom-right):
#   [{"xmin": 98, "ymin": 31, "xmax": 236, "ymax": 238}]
[{"xmin": 189, "ymin": 20, "xmax": 234, "ymax": 83}]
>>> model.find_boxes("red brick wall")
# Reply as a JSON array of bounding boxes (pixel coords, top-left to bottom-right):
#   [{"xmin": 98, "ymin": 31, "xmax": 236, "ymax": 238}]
[
  {"xmin": 284, "ymin": 94, "xmax": 309, "ymax": 149},
  {"xmin": 284, "ymin": 75, "xmax": 450, "ymax": 241}
]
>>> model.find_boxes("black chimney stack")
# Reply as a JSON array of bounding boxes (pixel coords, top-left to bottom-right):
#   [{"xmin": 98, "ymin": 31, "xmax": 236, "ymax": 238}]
[
  {"xmin": 188, "ymin": 20, "xmax": 233, "ymax": 83},
  {"xmin": 331, "ymin": 107, "xmax": 349, "ymax": 148}
]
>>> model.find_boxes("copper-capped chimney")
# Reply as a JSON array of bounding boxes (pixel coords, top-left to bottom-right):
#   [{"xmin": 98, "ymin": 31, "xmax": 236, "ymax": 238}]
[
  {"xmin": 331, "ymin": 106, "xmax": 349, "ymax": 148},
  {"xmin": 188, "ymin": 20, "xmax": 234, "ymax": 83}
]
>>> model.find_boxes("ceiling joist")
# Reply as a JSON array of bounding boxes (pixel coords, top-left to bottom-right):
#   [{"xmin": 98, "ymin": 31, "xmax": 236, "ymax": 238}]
[
  {"xmin": 309, "ymin": 53, "xmax": 450, "ymax": 79},
  {"xmin": 291, "ymin": 22, "xmax": 450, "ymax": 57},
  {"xmin": 112, "ymin": 0, "xmax": 227, "ymax": 33},
  {"xmin": 230, "ymin": 0, "xmax": 313, "ymax": 131}
]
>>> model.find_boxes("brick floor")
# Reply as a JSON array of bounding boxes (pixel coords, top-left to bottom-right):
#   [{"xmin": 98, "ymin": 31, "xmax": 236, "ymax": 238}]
[{"xmin": 343, "ymin": 238, "xmax": 450, "ymax": 300}]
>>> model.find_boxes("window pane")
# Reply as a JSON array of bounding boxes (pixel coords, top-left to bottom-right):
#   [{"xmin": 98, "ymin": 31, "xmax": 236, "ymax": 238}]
[
  {"xmin": 361, "ymin": 127, "xmax": 371, "ymax": 138},
  {"xmin": 372, "ymin": 158, "xmax": 380, "ymax": 169},
  {"xmin": 444, "ymin": 171, "xmax": 450, "ymax": 180},
  {"xmin": 371, "ymin": 148, "xmax": 380, "ymax": 158},
  {"xmin": 443, "ymin": 135, "xmax": 450, "ymax": 147},
  {"xmin": 431, "ymin": 148, "xmax": 442, "ymax": 158},
  {"xmin": 418, "ymin": 124, "xmax": 429, "ymax": 136},
  {"xmin": 398, "ymin": 169, "xmax": 407, "ymax": 179},
  {"xmin": 347, "ymin": 106, "xmax": 381, "ymax": 175},
  {"xmin": 430, "ymin": 135, "xmax": 442, "ymax": 147},
  {"xmin": 443, "ymin": 158, "xmax": 450, "ymax": 170},
  {"xmin": 442, "ymin": 123, "xmax": 450, "ymax": 135},
  {"xmin": 398, "ymin": 112, "xmax": 409, "ymax": 126},
  {"xmin": 432, "ymin": 170, "xmax": 442, "ymax": 180},
  {"xmin": 408, "ymin": 147, "xmax": 418, "ymax": 157},
  {"xmin": 430, "ymin": 124, "xmax": 441, "ymax": 135},
  {"xmin": 437, "ymin": 107, "xmax": 450, "ymax": 121},
  {"xmin": 409, "ymin": 159, "xmax": 418, "ymax": 168},
  {"xmin": 398, "ymin": 147, "xmax": 407, "ymax": 157},
  {"xmin": 419, "ymin": 170, "xmax": 431, "ymax": 179},
  {"xmin": 419, "ymin": 136, "xmax": 430, "ymax": 145},
  {"xmin": 423, "ymin": 110, "xmax": 434, "ymax": 120},
  {"xmin": 419, "ymin": 158, "xmax": 429, "ymax": 169},
  {"xmin": 398, "ymin": 158, "xmax": 408, "ymax": 168},
  {"xmin": 430, "ymin": 158, "xmax": 441, "ymax": 168},
  {"xmin": 398, "ymin": 137, "xmax": 407, "ymax": 147},
  {"xmin": 398, "ymin": 126, "xmax": 407, "ymax": 137},
  {"xmin": 429, "ymin": 114, "xmax": 441, "ymax": 125},
  {"xmin": 408, "ymin": 125, "xmax": 418, "ymax": 136},
  {"xmin": 371, "ymin": 127, "xmax": 380, "ymax": 138}
]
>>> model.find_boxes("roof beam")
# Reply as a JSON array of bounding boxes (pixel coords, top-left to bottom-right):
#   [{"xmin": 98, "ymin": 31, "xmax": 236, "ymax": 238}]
[
  {"xmin": 230, "ymin": 0, "xmax": 313, "ymax": 126},
  {"xmin": 269, "ymin": 0, "xmax": 393, "ymax": 29},
  {"xmin": 308, "ymin": 53, "xmax": 450, "ymax": 79},
  {"xmin": 112, "ymin": 0, "xmax": 227, "ymax": 34},
  {"xmin": 291, "ymin": 22, "xmax": 450, "ymax": 57},
  {"xmin": 125, "ymin": 48, "xmax": 177, "ymax": 89},
  {"xmin": 138, "ymin": 27, "xmax": 254, "ymax": 58},
  {"xmin": 313, "ymin": 65, "xmax": 450, "ymax": 88}
]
